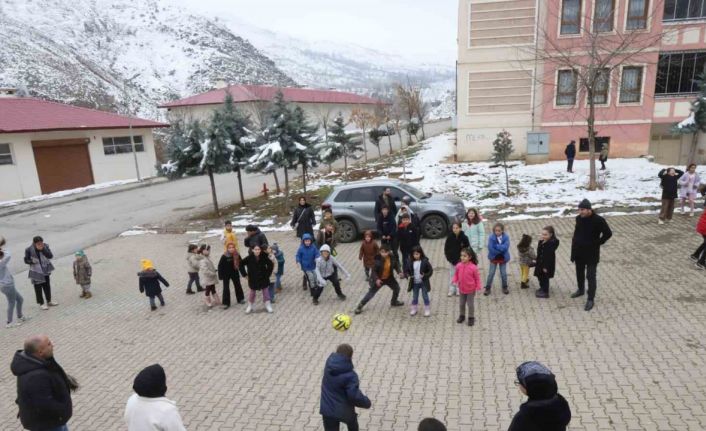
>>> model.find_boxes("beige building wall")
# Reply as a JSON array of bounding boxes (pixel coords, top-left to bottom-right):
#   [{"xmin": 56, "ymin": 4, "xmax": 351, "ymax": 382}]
[
  {"xmin": 0, "ymin": 128, "xmax": 158, "ymax": 201},
  {"xmin": 164, "ymin": 102, "xmax": 376, "ymax": 132},
  {"xmin": 456, "ymin": 0, "xmax": 543, "ymax": 161}
]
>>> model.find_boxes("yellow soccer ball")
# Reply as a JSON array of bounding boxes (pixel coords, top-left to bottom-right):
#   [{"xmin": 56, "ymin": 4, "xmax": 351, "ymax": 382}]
[{"xmin": 332, "ymin": 313, "xmax": 351, "ymax": 332}]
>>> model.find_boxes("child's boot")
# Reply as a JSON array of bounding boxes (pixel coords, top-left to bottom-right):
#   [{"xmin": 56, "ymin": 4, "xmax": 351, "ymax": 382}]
[
  {"xmin": 79, "ymin": 291, "xmax": 86, "ymax": 298},
  {"xmin": 265, "ymin": 301, "xmax": 273, "ymax": 313},
  {"xmin": 456, "ymin": 315, "xmax": 465, "ymax": 324},
  {"xmin": 423, "ymin": 305, "xmax": 431, "ymax": 317},
  {"xmin": 186, "ymin": 288, "xmax": 195, "ymax": 295},
  {"xmin": 468, "ymin": 317, "xmax": 475, "ymax": 326},
  {"xmin": 245, "ymin": 302, "xmax": 253, "ymax": 314},
  {"xmin": 85, "ymin": 291, "xmax": 92, "ymax": 299},
  {"xmin": 410, "ymin": 304, "xmax": 418, "ymax": 316},
  {"xmin": 520, "ymin": 281, "xmax": 528, "ymax": 289}
]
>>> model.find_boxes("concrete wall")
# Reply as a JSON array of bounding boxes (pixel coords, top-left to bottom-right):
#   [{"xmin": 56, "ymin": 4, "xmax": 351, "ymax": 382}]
[{"xmin": 0, "ymin": 128, "xmax": 158, "ymax": 201}]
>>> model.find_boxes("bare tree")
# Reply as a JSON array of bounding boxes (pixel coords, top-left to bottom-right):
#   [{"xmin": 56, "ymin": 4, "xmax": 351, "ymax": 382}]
[
  {"xmin": 524, "ymin": 2, "xmax": 666, "ymax": 190},
  {"xmin": 351, "ymin": 108, "xmax": 373, "ymax": 163},
  {"xmin": 311, "ymin": 105, "xmax": 336, "ymax": 171},
  {"xmin": 395, "ymin": 81, "xmax": 428, "ymax": 143}
]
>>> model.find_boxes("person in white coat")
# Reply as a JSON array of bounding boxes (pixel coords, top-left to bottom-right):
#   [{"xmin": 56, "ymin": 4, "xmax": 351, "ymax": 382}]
[{"xmin": 124, "ymin": 364, "xmax": 186, "ymax": 431}]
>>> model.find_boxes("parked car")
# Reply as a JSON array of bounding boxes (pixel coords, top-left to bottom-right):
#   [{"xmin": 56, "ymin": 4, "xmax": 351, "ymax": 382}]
[
  {"xmin": 377, "ymin": 124, "xmax": 396, "ymax": 137},
  {"xmin": 323, "ymin": 179, "xmax": 466, "ymax": 242}
]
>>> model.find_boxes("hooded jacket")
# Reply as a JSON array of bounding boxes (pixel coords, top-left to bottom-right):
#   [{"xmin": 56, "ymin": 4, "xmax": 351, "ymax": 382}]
[
  {"xmin": 72, "ymin": 255, "xmax": 92, "ymax": 285},
  {"xmin": 186, "ymin": 253, "xmax": 203, "ymax": 273},
  {"xmin": 11, "ymin": 350, "xmax": 73, "ymax": 431},
  {"xmin": 564, "ymin": 142, "xmax": 576, "ymax": 159},
  {"xmin": 138, "ymin": 270, "xmax": 169, "ymax": 297},
  {"xmin": 487, "ymin": 233, "xmax": 511, "ymax": 263},
  {"xmin": 319, "ymin": 353, "xmax": 371, "ymax": 422},
  {"xmin": 239, "ymin": 253, "xmax": 274, "ymax": 290},
  {"xmin": 124, "ymin": 364, "xmax": 186, "ymax": 431},
  {"xmin": 444, "ymin": 231, "xmax": 470, "ymax": 265},
  {"xmin": 296, "ymin": 233, "xmax": 320, "ymax": 271},
  {"xmin": 534, "ymin": 238, "xmax": 560, "ymax": 279},
  {"xmin": 508, "ymin": 374, "xmax": 571, "ymax": 431},
  {"xmin": 199, "ymin": 256, "xmax": 218, "ymax": 286},
  {"xmin": 315, "ymin": 251, "xmax": 350, "ymax": 285}
]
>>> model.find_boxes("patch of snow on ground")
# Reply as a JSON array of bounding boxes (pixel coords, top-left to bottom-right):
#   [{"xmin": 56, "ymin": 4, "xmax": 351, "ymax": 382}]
[
  {"xmin": 119, "ymin": 229, "xmax": 158, "ymax": 237},
  {"xmin": 0, "ymin": 179, "xmax": 140, "ymax": 208}
]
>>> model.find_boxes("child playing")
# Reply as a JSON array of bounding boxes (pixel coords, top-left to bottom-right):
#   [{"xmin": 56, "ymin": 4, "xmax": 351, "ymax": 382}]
[
  {"xmin": 138, "ymin": 259, "xmax": 170, "ymax": 311},
  {"xmin": 484, "ymin": 222, "xmax": 511, "ymax": 296},
  {"xmin": 72, "ymin": 250, "xmax": 92, "ymax": 299},
  {"xmin": 358, "ymin": 230, "xmax": 379, "ymax": 281},
  {"xmin": 316, "ymin": 223, "xmax": 337, "ymax": 255},
  {"xmin": 296, "ymin": 233, "xmax": 320, "ymax": 293},
  {"xmin": 271, "ymin": 243, "xmax": 285, "ymax": 294},
  {"xmin": 535, "ymin": 226, "xmax": 560, "ymax": 298},
  {"xmin": 354, "ymin": 245, "xmax": 404, "ymax": 314},
  {"xmin": 218, "ymin": 242, "xmax": 244, "ymax": 308},
  {"xmin": 397, "ymin": 213, "xmax": 420, "ymax": 271},
  {"xmin": 313, "ymin": 244, "xmax": 350, "ymax": 305},
  {"xmin": 239, "ymin": 244, "xmax": 275, "ymax": 313},
  {"xmin": 220, "ymin": 220, "xmax": 239, "ymax": 251},
  {"xmin": 453, "ymin": 248, "xmax": 482, "ymax": 326},
  {"xmin": 198, "ymin": 245, "xmax": 221, "ymax": 309},
  {"xmin": 516, "ymin": 234, "xmax": 536, "ymax": 290},
  {"xmin": 186, "ymin": 244, "xmax": 203, "ymax": 295},
  {"xmin": 404, "ymin": 245, "xmax": 433, "ymax": 317},
  {"xmin": 265, "ymin": 245, "xmax": 278, "ymax": 303},
  {"xmin": 319, "ymin": 208, "xmax": 339, "ymax": 238}
]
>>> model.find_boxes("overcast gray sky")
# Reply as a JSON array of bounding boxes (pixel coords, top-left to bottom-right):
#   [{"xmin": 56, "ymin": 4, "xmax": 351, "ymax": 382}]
[{"xmin": 174, "ymin": 0, "xmax": 457, "ymax": 65}]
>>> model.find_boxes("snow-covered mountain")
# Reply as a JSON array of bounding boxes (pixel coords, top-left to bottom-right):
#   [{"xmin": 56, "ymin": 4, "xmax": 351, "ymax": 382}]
[{"xmin": 0, "ymin": 0, "xmax": 295, "ymax": 118}]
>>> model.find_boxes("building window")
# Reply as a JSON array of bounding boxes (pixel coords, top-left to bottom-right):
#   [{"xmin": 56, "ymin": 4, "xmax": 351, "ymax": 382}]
[
  {"xmin": 593, "ymin": 0, "xmax": 614, "ymax": 32},
  {"xmin": 655, "ymin": 51, "xmax": 706, "ymax": 95},
  {"xmin": 619, "ymin": 66, "xmax": 643, "ymax": 103},
  {"xmin": 102, "ymin": 136, "xmax": 144, "ymax": 155},
  {"xmin": 591, "ymin": 68, "xmax": 610, "ymax": 104},
  {"xmin": 626, "ymin": 0, "xmax": 649, "ymax": 29},
  {"xmin": 561, "ymin": 0, "xmax": 582, "ymax": 34},
  {"xmin": 556, "ymin": 69, "xmax": 578, "ymax": 106},
  {"xmin": 664, "ymin": 0, "xmax": 706, "ymax": 21},
  {"xmin": 0, "ymin": 143, "xmax": 13, "ymax": 165},
  {"xmin": 579, "ymin": 136, "xmax": 610, "ymax": 152}
]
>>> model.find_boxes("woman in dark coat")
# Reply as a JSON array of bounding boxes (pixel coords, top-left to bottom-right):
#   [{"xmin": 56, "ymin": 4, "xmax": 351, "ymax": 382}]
[
  {"xmin": 509, "ymin": 361, "xmax": 571, "ymax": 431},
  {"xmin": 239, "ymin": 244, "xmax": 275, "ymax": 314},
  {"xmin": 290, "ymin": 196, "xmax": 316, "ymax": 239},
  {"xmin": 534, "ymin": 226, "xmax": 559, "ymax": 298}
]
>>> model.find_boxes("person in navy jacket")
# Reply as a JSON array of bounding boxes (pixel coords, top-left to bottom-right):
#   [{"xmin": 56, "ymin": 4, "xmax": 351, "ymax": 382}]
[
  {"xmin": 320, "ymin": 344, "xmax": 371, "ymax": 431},
  {"xmin": 484, "ymin": 222, "xmax": 511, "ymax": 296}
]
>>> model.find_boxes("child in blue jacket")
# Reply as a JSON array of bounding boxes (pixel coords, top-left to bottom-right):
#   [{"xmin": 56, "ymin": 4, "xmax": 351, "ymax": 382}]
[
  {"xmin": 320, "ymin": 344, "xmax": 371, "ymax": 431},
  {"xmin": 484, "ymin": 222, "xmax": 511, "ymax": 296},
  {"xmin": 296, "ymin": 233, "xmax": 320, "ymax": 298}
]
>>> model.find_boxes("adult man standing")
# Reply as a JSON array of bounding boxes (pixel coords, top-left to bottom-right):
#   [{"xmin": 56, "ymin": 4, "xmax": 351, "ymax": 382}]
[
  {"xmin": 243, "ymin": 225, "xmax": 269, "ymax": 253},
  {"xmin": 374, "ymin": 187, "xmax": 397, "ymax": 224},
  {"xmin": 320, "ymin": 344, "xmax": 371, "ymax": 431},
  {"xmin": 24, "ymin": 236, "xmax": 58, "ymax": 310},
  {"xmin": 570, "ymin": 199, "xmax": 612, "ymax": 311},
  {"xmin": 564, "ymin": 140, "xmax": 576, "ymax": 173},
  {"xmin": 11, "ymin": 335, "xmax": 75, "ymax": 431}
]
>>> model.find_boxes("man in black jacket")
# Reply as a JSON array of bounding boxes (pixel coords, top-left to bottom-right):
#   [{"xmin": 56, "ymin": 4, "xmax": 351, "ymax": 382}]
[
  {"xmin": 570, "ymin": 199, "xmax": 612, "ymax": 311},
  {"xmin": 11, "ymin": 335, "xmax": 74, "ymax": 431},
  {"xmin": 564, "ymin": 140, "xmax": 576, "ymax": 173},
  {"xmin": 374, "ymin": 188, "xmax": 397, "ymax": 225},
  {"xmin": 243, "ymin": 225, "xmax": 269, "ymax": 253}
]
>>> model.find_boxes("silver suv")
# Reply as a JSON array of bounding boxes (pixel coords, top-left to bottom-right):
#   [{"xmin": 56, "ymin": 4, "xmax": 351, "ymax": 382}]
[{"xmin": 323, "ymin": 179, "xmax": 466, "ymax": 242}]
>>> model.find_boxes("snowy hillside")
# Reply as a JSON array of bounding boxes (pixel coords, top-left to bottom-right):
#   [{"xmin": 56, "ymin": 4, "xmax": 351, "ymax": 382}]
[{"xmin": 0, "ymin": 0, "xmax": 295, "ymax": 118}]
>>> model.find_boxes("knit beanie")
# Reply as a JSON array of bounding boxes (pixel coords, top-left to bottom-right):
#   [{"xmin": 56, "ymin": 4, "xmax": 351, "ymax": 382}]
[
  {"xmin": 578, "ymin": 199, "xmax": 592, "ymax": 210},
  {"xmin": 133, "ymin": 364, "xmax": 167, "ymax": 398},
  {"xmin": 140, "ymin": 259, "xmax": 154, "ymax": 271}
]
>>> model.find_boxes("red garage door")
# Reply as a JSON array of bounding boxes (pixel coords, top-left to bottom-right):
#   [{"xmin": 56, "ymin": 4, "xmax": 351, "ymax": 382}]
[{"xmin": 32, "ymin": 138, "xmax": 94, "ymax": 194}]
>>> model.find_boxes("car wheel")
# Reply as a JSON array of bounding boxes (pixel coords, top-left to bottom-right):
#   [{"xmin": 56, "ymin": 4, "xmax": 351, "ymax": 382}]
[
  {"xmin": 421, "ymin": 215, "xmax": 447, "ymax": 239},
  {"xmin": 337, "ymin": 219, "xmax": 358, "ymax": 243}
]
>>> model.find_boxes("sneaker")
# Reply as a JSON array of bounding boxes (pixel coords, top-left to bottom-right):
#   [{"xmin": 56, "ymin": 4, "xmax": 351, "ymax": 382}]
[
  {"xmin": 658, "ymin": 219, "xmax": 664, "ymax": 225},
  {"xmin": 186, "ymin": 289, "xmax": 195, "ymax": 295},
  {"xmin": 337, "ymin": 294, "xmax": 347, "ymax": 301},
  {"xmin": 48, "ymin": 301, "xmax": 59, "ymax": 306},
  {"xmin": 502, "ymin": 287, "xmax": 509, "ymax": 295},
  {"xmin": 5, "ymin": 322, "xmax": 21, "ymax": 328},
  {"xmin": 447, "ymin": 290, "xmax": 453, "ymax": 297},
  {"xmin": 391, "ymin": 300, "xmax": 404, "ymax": 307},
  {"xmin": 690, "ymin": 255, "xmax": 699, "ymax": 262},
  {"xmin": 696, "ymin": 262, "xmax": 706, "ymax": 271},
  {"xmin": 312, "ymin": 298, "xmax": 319, "ymax": 305},
  {"xmin": 468, "ymin": 317, "xmax": 475, "ymax": 327},
  {"xmin": 423, "ymin": 306, "xmax": 431, "ymax": 317},
  {"xmin": 483, "ymin": 288, "xmax": 491, "ymax": 296},
  {"xmin": 84, "ymin": 292, "xmax": 92, "ymax": 299},
  {"xmin": 40, "ymin": 304, "xmax": 48, "ymax": 310},
  {"xmin": 245, "ymin": 303, "xmax": 253, "ymax": 314},
  {"xmin": 354, "ymin": 305, "xmax": 363, "ymax": 315},
  {"xmin": 79, "ymin": 292, "xmax": 86, "ymax": 298},
  {"xmin": 410, "ymin": 305, "xmax": 418, "ymax": 316},
  {"xmin": 456, "ymin": 315, "xmax": 465, "ymax": 324},
  {"xmin": 18, "ymin": 316, "xmax": 30, "ymax": 322},
  {"xmin": 237, "ymin": 299, "xmax": 247, "ymax": 305},
  {"xmin": 265, "ymin": 301, "xmax": 273, "ymax": 313},
  {"xmin": 207, "ymin": 303, "xmax": 213, "ymax": 309}
]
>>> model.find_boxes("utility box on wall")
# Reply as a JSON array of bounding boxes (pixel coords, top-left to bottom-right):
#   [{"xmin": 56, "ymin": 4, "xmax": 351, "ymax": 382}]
[{"xmin": 526, "ymin": 131, "xmax": 549, "ymax": 165}]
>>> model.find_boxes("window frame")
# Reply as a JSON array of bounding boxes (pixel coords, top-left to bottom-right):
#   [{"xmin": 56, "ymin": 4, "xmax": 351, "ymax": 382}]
[
  {"xmin": 589, "ymin": 68, "xmax": 611, "ymax": 106},
  {"xmin": 593, "ymin": 0, "xmax": 615, "ymax": 33},
  {"xmin": 626, "ymin": 0, "xmax": 649, "ymax": 30},
  {"xmin": 0, "ymin": 143, "xmax": 14, "ymax": 165},
  {"xmin": 655, "ymin": 51, "xmax": 706, "ymax": 96},
  {"xmin": 618, "ymin": 65, "xmax": 645, "ymax": 104},
  {"xmin": 663, "ymin": 0, "xmax": 706, "ymax": 21},
  {"xmin": 347, "ymin": 187, "xmax": 377, "ymax": 202},
  {"xmin": 555, "ymin": 69, "xmax": 579, "ymax": 107},
  {"xmin": 102, "ymin": 135, "xmax": 145, "ymax": 156},
  {"xmin": 579, "ymin": 136, "xmax": 610, "ymax": 153},
  {"xmin": 560, "ymin": 0, "xmax": 583, "ymax": 36}
]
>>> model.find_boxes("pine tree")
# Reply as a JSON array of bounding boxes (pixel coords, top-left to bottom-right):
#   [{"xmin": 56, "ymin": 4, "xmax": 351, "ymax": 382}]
[
  {"xmin": 492, "ymin": 130, "xmax": 514, "ymax": 196},
  {"xmin": 181, "ymin": 120, "xmax": 206, "ymax": 177},
  {"xmin": 263, "ymin": 91, "xmax": 296, "ymax": 195},
  {"xmin": 162, "ymin": 119, "xmax": 189, "ymax": 179},
  {"xmin": 290, "ymin": 105, "xmax": 320, "ymax": 194},
  {"xmin": 201, "ymin": 110, "xmax": 234, "ymax": 215},
  {"xmin": 368, "ymin": 128, "xmax": 383, "ymax": 158},
  {"xmin": 329, "ymin": 113, "xmax": 362, "ymax": 182},
  {"xmin": 222, "ymin": 91, "xmax": 255, "ymax": 205},
  {"xmin": 672, "ymin": 71, "xmax": 706, "ymax": 165}
]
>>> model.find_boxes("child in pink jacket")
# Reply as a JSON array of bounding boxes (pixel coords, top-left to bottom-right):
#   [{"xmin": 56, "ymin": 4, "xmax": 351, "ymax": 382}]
[{"xmin": 452, "ymin": 248, "xmax": 482, "ymax": 327}]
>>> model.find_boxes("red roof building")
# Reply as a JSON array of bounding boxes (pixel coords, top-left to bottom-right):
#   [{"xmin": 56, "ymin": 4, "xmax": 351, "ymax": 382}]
[
  {"xmin": 159, "ymin": 84, "xmax": 383, "ymax": 108},
  {"xmin": 0, "ymin": 96, "xmax": 167, "ymax": 201}
]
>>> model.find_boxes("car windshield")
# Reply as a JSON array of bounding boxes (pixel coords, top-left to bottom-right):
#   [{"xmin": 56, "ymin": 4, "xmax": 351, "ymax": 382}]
[{"xmin": 397, "ymin": 183, "xmax": 428, "ymax": 199}]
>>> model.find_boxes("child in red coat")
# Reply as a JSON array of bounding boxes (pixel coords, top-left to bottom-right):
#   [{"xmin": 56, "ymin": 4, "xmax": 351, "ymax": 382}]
[{"xmin": 692, "ymin": 209, "xmax": 706, "ymax": 269}]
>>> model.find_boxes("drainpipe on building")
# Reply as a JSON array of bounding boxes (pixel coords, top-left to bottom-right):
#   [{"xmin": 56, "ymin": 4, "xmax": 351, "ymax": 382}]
[
  {"xmin": 129, "ymin": 121, "xmax": 142, "ymax": 182},
  {"xmin": 454, "ymin": 59, "xmax": 459, "ymax": 162},
  {"xmin": 530, "ymin": 0, "xmax": 540, "ymax": 133}
]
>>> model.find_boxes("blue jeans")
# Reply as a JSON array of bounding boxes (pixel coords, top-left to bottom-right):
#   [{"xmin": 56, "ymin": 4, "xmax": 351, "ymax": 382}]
[
  {"xmin": 485, "ymin": 263, "xmax": 507, "ymax": 289},
  {"xmin": 1, "ymin": 283, "xmax": 24, "ymax": 324},
  {"xmin": 275, "ymin": 273, "xmax": 282, "ymax": 290},
  {"xmin": 148, "ymin": 293, "xmax": 165, "ymax": 308},
  {"xmin": 268, "ymin": 282, "xmax": 276, "ymax": 302},
  {"xmin": 411, "ymin": 281, "xmax": 430, "ymax": 306}
]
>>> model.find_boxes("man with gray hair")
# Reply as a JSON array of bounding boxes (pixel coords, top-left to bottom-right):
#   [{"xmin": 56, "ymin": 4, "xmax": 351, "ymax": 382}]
[{"xmin": 11, "ymin": 335, "xmax": 75, "ymax": 431}]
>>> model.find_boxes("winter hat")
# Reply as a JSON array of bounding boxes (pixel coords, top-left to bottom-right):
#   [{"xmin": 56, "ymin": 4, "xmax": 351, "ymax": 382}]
[
  {"xmin": 516, "ymin": 361, "xmax": 558, "ymax": 400},
  {"xmin": 302, "ymin": 233, "xmax": 313, "ymax": 242},
  {"xmin": 320, "ymin": 244, "xmax": 331, "ymax": 254},
  {"xmin": 271, "ymin": 243, "xmax": 280, "ymax": 254},
  {"xmin": 140, "ymin": 259, "xmax": 154, "ymax": 271},
  {"xmin": 578, "ymin": 199, "xmax": 592, "ymax": 210},
  {"xmin": 245, "ymin": 225, "xmax": 257, "ymax": 232},
  {"xmin": 74, "ymin": 250, "xmax": 85, "ymax": 257},
  {"xmin": 133, "ymin": 364, "xmax": 167, "ymax": 398}
]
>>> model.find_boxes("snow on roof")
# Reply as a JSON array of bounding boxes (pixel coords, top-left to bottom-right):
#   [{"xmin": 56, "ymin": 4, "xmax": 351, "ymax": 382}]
[
  {"xmin": 0, "ymin": 98, "xmax": 168, "ymax": 134},
  {"xmin": 159, "ymin": 84, "xmax": 385, "ymax": 108}
]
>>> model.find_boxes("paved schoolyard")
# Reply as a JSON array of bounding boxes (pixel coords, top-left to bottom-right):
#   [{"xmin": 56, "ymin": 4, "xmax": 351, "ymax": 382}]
[{"xmin": 1, "ymin": 213, "xmax": 705, "ymax": 430}]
